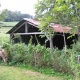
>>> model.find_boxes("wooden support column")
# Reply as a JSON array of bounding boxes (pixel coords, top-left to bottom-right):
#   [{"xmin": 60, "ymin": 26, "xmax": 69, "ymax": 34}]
[
  {"xmin": 10, "ymin": 33, "xmax": 13, "ymax": 39},
  {"xmin": 63, "ymin": 32, "xmax": 67, "ymax": 52},
  {"xmin": 10, "ymin": 34, "xmax": 12, "ymax": 39},
  {"xmin": 25, "ymin": 22, "xmax": 28, "ymax": 33},
  {"xmin": 50, "ymin": 37, "xmax": 53, "ymax": 52}
]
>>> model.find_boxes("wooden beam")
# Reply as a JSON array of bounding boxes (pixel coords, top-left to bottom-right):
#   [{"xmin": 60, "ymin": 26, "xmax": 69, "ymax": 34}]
[
  {"xmin": 14, "ymin": 32, "xmax": 44, "ymax": 35},
  {"xmin": 12, "ymin": 22, "xmax": 26, "ymax": 33},
  {"xmin": 25, "ymin": 23, "xmax": 28, "ymax": 33},
  {"xmin": 27, "ymin": 21, "xmax": 38, "ymax": 27}
]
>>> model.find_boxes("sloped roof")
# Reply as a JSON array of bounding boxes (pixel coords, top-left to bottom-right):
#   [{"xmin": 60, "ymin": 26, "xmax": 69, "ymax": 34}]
[
  {"xmin": 24, "ymin": 18, "xmax": 40, "ymax": 26},
  {"xmin": 51, "ymin": 24, "xmax": 71, "ymax": 33},
  {"xmin": 7, "ymin": 18, "xmax": 71, "ymax": 33}
]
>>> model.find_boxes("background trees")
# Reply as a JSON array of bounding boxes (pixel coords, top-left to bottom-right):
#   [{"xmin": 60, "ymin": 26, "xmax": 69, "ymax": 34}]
[
  {"xmin": 4, "ymin": 10, "xmax": 33, "ymax": 22},
  {"xmin": 0, "ymin": 9, "xmax": 33, "ymax": 22},
  {"xmin": 0, "ymin": 9, "xmax": 8, "ymax": 21}
]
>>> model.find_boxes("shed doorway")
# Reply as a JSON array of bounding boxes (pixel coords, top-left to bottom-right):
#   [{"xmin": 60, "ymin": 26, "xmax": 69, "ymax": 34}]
[
  {"xmin": 53, "ymin": 33, "xmax": 77, "ymax": 49},
  {"xmin": 53, "ymin": 34, "xmax": 64, "ymax": 49}
]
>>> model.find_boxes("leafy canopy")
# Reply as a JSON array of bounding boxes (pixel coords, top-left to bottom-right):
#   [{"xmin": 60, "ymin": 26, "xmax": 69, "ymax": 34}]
[
  {"xmin": 0, "ymin": 9, "xmax": 8, "ymax": 21},
  {"xmin": 35, "ymin": 0, "xmax": 80, "ymax": 35}
]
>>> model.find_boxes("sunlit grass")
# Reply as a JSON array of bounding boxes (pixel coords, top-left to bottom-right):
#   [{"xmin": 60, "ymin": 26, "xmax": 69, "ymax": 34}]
[
  {"xmin": 0, "ymin": 21, "xmax": 18, "ymax": 33},
  {"xmin": 0, "ymin": 33, "xmax": 10, "ymax": 45},
  {"xmin": 0, "ymin": 27, "xmax": 12, "ymax": 33},
  {"xmin": 0, "ymin": 21, "xmax": 18, "ymax": 27},
  {"xmin": 0, "ymin": 65, "xmax": 65, "ymax": 80}
]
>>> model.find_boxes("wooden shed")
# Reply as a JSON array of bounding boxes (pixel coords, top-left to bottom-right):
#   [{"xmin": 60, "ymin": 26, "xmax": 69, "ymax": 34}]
[{"xmin": 7, "ymin": 18, "xmax": 77, "ymax": 49}]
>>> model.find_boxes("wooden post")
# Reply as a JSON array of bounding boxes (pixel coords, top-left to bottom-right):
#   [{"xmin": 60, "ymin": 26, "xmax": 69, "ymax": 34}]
[
  {"xmin": 25, "ymin": 22, "xmax": 28, "ymax": 33},
  {"xmin": 63, "ymin": 32, "xmax": 67, "ymax": 52},
  {"xmin": 10, "ymin": 34, "xmax": 12, "ymax": 39},
  {"xmin": 50, "ymin": 37, "xmax": 53, "ymax": 52}
]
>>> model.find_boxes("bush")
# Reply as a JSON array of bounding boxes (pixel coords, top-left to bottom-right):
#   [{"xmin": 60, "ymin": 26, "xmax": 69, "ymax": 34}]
[
  {"xmin": 34, "ymin": 44, "xmax": 51, "ymax": 67},
  {"xmin": 9, "ymin": 43, "xmax": 27, "ymax": 64},
  {"xmin": 3, "ymin": 43, "xmax": 52, "ymax": 67}
]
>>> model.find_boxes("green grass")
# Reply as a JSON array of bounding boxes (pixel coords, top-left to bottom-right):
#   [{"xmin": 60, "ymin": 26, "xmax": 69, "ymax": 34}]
[
  {"xmin": 0, "ymin": 65, "xmax": 66, "ymax": 80},
  {"xmin": 0, "ymin": 27, "xmax": 12, "ymax": 33},
  {"xmin": 0, "ymin": 21, "xmax": 18, "ymax": 27},
  {"xmin": 0, "ymin": 21, "xmax": 18, "ymax": 33}
]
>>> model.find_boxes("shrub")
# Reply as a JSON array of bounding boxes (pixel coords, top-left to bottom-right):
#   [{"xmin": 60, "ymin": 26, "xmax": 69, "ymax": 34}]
[
  {"xmin": 52, "ymin": 48, "xmax": 70, "ymax": 73},
  {"xmin": 9, "ymin": 43, "xmax": 27, "ymax": 64},
  {"xmin": 23, "ymin": 43, "xmax": 35, "ymax": 65},
  {"xmin": 34, "ymin": 44, "xmax": 51, "ymax": 67}
]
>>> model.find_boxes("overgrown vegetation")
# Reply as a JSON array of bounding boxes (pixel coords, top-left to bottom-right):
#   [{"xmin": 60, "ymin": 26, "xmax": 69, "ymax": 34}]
[{"xmin": 0, "ymin": 33, "xmax": 80, "ymax": 80}]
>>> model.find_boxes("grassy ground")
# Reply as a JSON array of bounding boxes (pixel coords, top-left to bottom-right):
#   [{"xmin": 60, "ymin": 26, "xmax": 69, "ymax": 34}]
[
  {"xmin": 0, "ymin": 21, "xmax": 18, "ymax": 33},
  {"xmin": 0, "ymin": 65, "xmax": 66, "ymax": 80},
  {"xmin": 0, "ymin": 21, "xmax": 18, "ymax": 27},
  {"xmin": 0, "ymin": 27, "xmax": 12, "ymax": 33}
]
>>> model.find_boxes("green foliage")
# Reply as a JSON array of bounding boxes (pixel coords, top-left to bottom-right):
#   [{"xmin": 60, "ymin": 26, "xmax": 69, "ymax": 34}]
[
  {"xmin": 3, "ymin": 41, "xmax": 79, "ymax": 78},
  {"xmin": 34, "ymin": 44, "xmax": 52, "ymax": 67},
  {"xmin": 35, "ymin": 0, "xmax": 80, "ymax": 36},
  {"xmin": 52, "ymin": 43, "xmax": 80, "ymax": 80},
  {"xmin": 2, "ymin": 41, "xmax": 51, "ymax": 67},
  {"xmin": 9, "ymin": 43, "xmax": 27, "ymax": 64},
  {"xmin": 52, "ymin": 48, "xmax": 70, "ymax": 73},
  {"xmin": 0, "ymin": 33, "xmax": 10, "ymax": 45},
  {"xmin": 0, "ymin": 9, "xmax": 8, "ymax": 21},
  {"xmin": 23, "ymin": 43, "xmax": 35, "ymax": 65}
]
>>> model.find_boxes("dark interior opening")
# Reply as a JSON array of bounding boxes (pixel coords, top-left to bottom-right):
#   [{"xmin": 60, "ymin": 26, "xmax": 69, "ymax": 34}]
[
  {"xmin": 53, "ymin": 33, "xmax": 78, "ymax": 49},
  {"xmin": 20, "ymin": 34, "xmax": 50, "ymax": 47},
  {"xmin": 28, "ymin": 24, "xmax": 40, "ymax": 32},
  {"xmin": 13, "ymin": 32, "xmax": 77, "ymax": 49},
  {"xmin": 15, "ymin": 24, "xmax": 25, "ymax": 33},
  {"xmin": 53, "ymin": 34, "xmax": 64, "ymax": 49}
]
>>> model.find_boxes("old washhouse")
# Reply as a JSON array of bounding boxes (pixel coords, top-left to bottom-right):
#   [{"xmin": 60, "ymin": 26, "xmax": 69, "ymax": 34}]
[{"xmin": 7, "ymin": 18, "xmax": 77, "ymax": 49}]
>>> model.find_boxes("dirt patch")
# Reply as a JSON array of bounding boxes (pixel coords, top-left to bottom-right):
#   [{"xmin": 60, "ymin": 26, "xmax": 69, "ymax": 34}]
[{"xmin": 25, "ymin": 70, "xmax": 41, "ymax": 76}]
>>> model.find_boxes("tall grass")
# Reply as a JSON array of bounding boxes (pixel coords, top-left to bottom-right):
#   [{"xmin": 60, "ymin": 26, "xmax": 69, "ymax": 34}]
[{"xmin": 0, "ymin": 33, "xmax": 10, "ymax": 45}]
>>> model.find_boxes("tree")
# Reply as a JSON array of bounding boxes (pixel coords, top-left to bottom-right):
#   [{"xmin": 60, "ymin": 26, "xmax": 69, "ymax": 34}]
[
  {"xmin": 35, "ymin": 0, "xmax": 80, "ymax": 51},
  {"xmin": 0, "ymin": 9, "xmax": 8, "ymax": 21}
]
